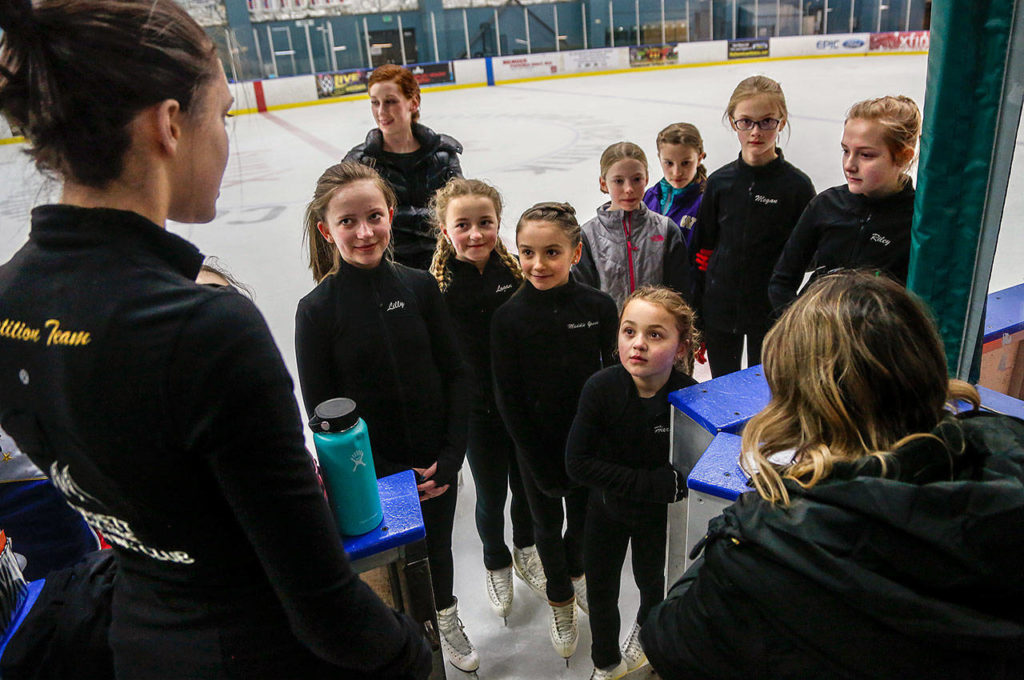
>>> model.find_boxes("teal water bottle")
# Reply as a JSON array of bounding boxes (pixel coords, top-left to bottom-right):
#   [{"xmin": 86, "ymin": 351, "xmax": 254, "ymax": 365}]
[{"xmin": 309, "ymin": 398, "xmax": 383, "ymax": 536}]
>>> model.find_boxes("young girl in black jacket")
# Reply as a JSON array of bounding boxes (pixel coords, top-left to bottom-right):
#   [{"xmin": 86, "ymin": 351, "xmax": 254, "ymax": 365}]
[
  {"xmin": 691, "ymin": 75, "xmax": 815, "ymax": 377},
  {"xmin": 769, "ymin": 95, "xmax": 921, "ymax": 313},
  {"xmin": 566, "ymin": 286, "xmax": 698, "ymax": 680},
  {"xmin": 294, "ymin": 162, "xmax": 477, "ymax": 673},
  {"xmin": 492, "ymin": 202, "xmax": 618, "ymax": 664},
  {"xmin": 428, "ymin": 178, "xmax": 547, "ymax": 621}
]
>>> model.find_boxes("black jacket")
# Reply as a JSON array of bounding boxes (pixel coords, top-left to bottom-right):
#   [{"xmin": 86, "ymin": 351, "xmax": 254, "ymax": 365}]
[
  {"xmin": 441, "ymin": 253, "xmax": 519, "ymax": 412},
  {"xmin": 691, "ymin": 151, "xmax": 814, "ymax": 333},
  {"xmin": 0, "ymin": 206, "xmax": 430, "ymax": 679},
  {"xmin": 769, "ymin": 183, "xmax": 916, "ymax": 312},
  {"xmin": 566, "ymin": 365, "xmax": 697, "ymax": 517},
  {"xmin": 642, "ymin": 411, "xmax": 1024, "ymax": 680},
  {"xmin": 295, "ymin": 258, "xmax": 469, "ymax": 488},
  {"xmin": 344, "ymin": 123, "xmax": 463, "ymax": 263},
  {"xmin": 491, "ymin": 279, "xmax": 618, "ymax": 497}
]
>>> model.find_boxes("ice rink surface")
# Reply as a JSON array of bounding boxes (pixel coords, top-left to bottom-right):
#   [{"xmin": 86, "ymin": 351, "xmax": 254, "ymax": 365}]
[{"xmin": 2, "ymin": 53, "xmax": 1023, "ymax": 678}]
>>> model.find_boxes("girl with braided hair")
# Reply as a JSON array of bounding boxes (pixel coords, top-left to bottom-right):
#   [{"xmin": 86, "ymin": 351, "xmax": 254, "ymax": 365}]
[{"xmin": 428, "ymin": 179, "xmax": 546, "ymax": 624}]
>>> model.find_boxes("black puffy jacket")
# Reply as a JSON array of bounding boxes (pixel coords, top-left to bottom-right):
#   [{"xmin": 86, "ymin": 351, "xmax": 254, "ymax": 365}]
[
  {"xmin": 642, "ymin": 411, "xmax": 1024, "ymax": 680},
  {"xmin": 344, "ymin": 123, "xmax": 463, "ymax": 267}
]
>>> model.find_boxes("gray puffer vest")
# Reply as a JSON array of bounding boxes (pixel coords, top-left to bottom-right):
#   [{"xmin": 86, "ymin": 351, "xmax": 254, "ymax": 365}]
[{"xmin": 576, "ymin": 202, "xmax": 683, "ymax": 309}]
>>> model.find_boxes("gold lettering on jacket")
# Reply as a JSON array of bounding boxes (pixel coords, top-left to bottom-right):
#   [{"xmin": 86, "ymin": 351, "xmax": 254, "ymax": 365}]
[
  {"xmin": 0, "ymin": 318, "xmax": 91, "ymax": 347},
  {"xmin": 44, "ymin": 319, "xmax": 91, "ymax": 346}
]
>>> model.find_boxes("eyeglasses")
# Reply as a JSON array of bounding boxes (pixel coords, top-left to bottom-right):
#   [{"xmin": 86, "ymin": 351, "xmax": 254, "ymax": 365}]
[{"xmin": 732, "ymin": 117, "xmax": 782, "ymax": 131}]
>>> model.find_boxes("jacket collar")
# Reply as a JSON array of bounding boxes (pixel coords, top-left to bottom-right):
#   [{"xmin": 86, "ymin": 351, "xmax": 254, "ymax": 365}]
[
  {"xmin": 736, "ymin": 148, "xmax": 788, "ymax": 176},
  {"xmin": 595, "ymin": 201, "xmax": 651, "ymax": 231},
  {"xmin": 362, "ymin": 122, "xmax": 442, "ymax": 156},
  {"xmin": 334, "ymin": 254, "xmax": 397, "ymax": 281},
  {"xmin": 847, "ymin": 180, "xmax": 916, "ymax": 209},
  {"xmin": 29, "ymin": 204, "xmax": 203, "ymax": 280},
  {"xmin": 519, "ymin": 276, "xmax": 578, "ymax": 303}
]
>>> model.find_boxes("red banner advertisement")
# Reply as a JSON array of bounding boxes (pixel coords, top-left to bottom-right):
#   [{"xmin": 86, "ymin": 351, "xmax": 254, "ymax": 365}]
[
  {"xmin": 869, "ymin": 30, "xmax": 929, "ymax": 52},
  {"xmin": 409, "ymin": 62, "xmax": 455, "ymax": 87}
]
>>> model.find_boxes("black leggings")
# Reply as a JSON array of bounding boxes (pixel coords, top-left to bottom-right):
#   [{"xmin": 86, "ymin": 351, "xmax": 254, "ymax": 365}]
[
  {"xmin": 466, "ymin": 409, "xmax": 534, "ymax": 571},
  {"xmin": 419, "ymin": 488, "xmax": 458, "ymax": 610},
  {"xmin": 519, "ymin": 463, "xmax": 588, "ymax": 603},
  {"xmin": 703, "ymin": 326, "xmax": 767, "ymax": 378},
  {"xmin": 584, "ymin": 497, "xmax": 667, "ymax": 669}
]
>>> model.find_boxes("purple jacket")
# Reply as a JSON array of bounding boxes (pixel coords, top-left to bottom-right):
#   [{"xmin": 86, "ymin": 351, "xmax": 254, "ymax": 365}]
[{"xmin": 643, "ymin": 180, "xmax": 703, "ymax": 249}]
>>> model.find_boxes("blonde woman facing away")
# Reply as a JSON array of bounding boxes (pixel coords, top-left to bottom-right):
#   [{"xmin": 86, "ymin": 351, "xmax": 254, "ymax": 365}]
[{"xmin": 642, "ymin": 271, "xmax": 1024, "ymax": 679}]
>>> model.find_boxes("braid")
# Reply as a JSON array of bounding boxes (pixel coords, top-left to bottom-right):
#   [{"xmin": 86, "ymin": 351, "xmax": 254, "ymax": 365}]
[
  {"xmin": 429, "ymin": 237, "xmax": 457, "ymax": 292},
  {"xmin": 494, "ymin": 237, "xmax": 524, "ymax": 284}
]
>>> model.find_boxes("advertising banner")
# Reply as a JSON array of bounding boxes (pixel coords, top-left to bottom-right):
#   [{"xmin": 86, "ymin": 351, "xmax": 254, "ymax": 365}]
[
  {"xmin": 629, "ymin": 45, "xmax": 678, "ymax": 67},
  {"xmin": 728, "ymin": 39, "xmax": 769, "ymax": 59},
  {"xmin": 563, "ymin": 48, "xmax": 620, "ymax": 72},
  {"xmin": 494, "ymin": 55, "xmax": 559, "ymax": 80},
  {"xmin": 316, "ymin": 68, "xmax": 371, "ymax": 98},
  {"xmin": 869, "ymin": 30, "xmax": 929, "ymax": 52},
  {"xmin": 769, "ymin": 33, "xmax": 869, "ymax": 57},
  {"xmin": 409, "ymin": 62, "xmax": 455, "ymax": 87}
]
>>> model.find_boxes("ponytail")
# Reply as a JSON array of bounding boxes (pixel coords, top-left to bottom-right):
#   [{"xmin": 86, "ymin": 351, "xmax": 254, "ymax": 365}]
[{"xmin": 0, "ymin": 0, "xmax": 217, "ymax": 187}]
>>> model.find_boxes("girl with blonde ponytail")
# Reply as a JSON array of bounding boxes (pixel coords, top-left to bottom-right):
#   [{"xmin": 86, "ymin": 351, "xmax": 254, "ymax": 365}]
[{"xmin": 769, "ymin": 95, "xmax": 922, "ymax": 313}]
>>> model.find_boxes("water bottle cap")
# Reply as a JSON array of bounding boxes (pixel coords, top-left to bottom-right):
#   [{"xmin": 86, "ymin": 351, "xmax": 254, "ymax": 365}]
[{"xmin": 309, "ymin": 397, "xmax": 359, "ymax": 433}]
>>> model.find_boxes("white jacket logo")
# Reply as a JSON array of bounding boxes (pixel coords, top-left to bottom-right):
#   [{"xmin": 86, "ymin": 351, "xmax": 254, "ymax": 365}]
[
  {"xmin": 754, "ymin": 194, "xmax": 778, "ymax": 205},
  {"xmin": 567, "ymin": 321, "xmax": 600, "ymax": 329},
  {"xmin": 386, "ymin": 300, "xmax": 405, "ymax": 312},
  {"xmin": 870, "ymin": 233, "xmax": 892, "ymax": 247},
  {"xmin": 495, "ymin": 284, "xmax": 512, "ymax": 293}
]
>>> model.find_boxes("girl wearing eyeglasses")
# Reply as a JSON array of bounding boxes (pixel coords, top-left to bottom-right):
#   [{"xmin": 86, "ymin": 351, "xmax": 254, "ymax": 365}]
[{"xmin": 689, "ymin": 75, "xmax": 815, "ymax": 377}]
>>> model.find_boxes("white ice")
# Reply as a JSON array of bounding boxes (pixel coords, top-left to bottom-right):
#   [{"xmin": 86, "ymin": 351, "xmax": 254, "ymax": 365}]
[{"xmin": 2, "ymin": 53, "xmax": 1022, "ymax": 679}]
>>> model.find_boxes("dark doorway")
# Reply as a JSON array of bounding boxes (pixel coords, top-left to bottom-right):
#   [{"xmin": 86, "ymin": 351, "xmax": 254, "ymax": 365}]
[{"xmin": 368, "ymin": 28, "xmax": 418, "ymax": 67}]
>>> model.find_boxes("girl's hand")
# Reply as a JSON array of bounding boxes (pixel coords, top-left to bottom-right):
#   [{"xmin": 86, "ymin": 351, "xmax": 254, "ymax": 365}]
[{"xmin": 412, "ymin": 462, "xmax": 449, "ymax": 501}]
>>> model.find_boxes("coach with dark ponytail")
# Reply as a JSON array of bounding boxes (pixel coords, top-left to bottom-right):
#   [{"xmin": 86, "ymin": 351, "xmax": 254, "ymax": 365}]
[{"xmin": 0, "ymin": 1, "xmax": 430, "ymax": 677}]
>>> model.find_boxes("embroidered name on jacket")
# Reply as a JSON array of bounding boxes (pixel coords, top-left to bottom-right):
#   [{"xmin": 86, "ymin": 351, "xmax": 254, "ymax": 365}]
[
  {"xmin": 567, "ymin": 321, "xmax": 600, "ymax": 330},
  {"xmin": 495, "ymin": 284, "xmax": 512, "ymax": 293},
  {"xmin": 654, "ymin": 425, "xmax": 670, "ymax": 434},
  {"xmin": 386, "ymin": 300, "xmax": 406, "ymax": 312},
  {"xmin": 753, "ymin": 194, "xmax": 779, "ymax": 205},
  {"xmin": 870, "ymin": 233, "xmax": 892, "ymax": 247}
]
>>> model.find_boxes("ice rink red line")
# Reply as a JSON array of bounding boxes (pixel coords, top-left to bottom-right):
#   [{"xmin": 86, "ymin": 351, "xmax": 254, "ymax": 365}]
[{"xmin": 259, "ymin": 112, "xmax": 348, "ymax": 160}]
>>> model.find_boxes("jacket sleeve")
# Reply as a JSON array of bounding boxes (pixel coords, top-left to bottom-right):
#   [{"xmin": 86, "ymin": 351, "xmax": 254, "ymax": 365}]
[
  {"xmin": 294, "ymin": 296, "xmax": 341, "ymax": 419},
  {"xmin": 418, "ymin": 275, "xmax": 470, "ymax": 488},
  {"xmin": 688, "ymin": 181, "xmax": 719, "ymax": 325},
  {"xmin": 491, "ymin": 309, "xmax": 558, "ymax": 490},
  {"xmin": 573, "ymin": 235, "xmax": 600, "ymax": 290},
  {"xmin": 768, "ymin": 198, "xmax": 821, "ymax": 314},
  {"xmin": 565, "ymin": 377, "xmax": 681, "ymax": 503},
  {"xmin": 173, "ymin": 294, "xmax": 431, "ymax": 678},
  {"xmin": 641, "ymin": 556, "xmax": 705, "ymax": 680},
  {"xmin": 662, "ymin": 223, "xmax": 693, "ymax": 306}
]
